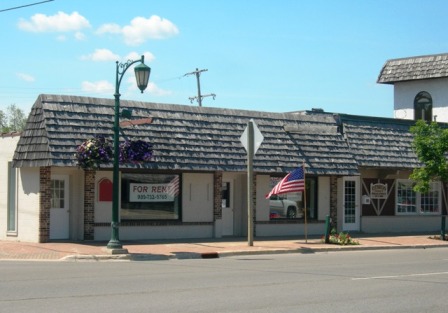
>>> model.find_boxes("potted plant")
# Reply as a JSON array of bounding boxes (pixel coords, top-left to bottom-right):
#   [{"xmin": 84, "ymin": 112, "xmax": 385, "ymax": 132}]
[
  {"xmin": 119, "ymin": 139, "xmax": 153, "ymax": 164},
  {"xmin": 75, "ymin": 135, "xmax": 113, "ymax": 169}
]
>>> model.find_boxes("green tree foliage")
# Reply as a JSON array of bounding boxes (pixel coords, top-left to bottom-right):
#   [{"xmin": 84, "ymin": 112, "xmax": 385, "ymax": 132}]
[
  {"xmin": 0, "ymin": 110, "xmax": 6, "ymax": 131},
  {"xmin": 0, "ymin": 104, "xmax": 27, "ymax": 132},
  {"xmin": 410, "ymin": 119, "xmax": 448, "ymax": 193}
]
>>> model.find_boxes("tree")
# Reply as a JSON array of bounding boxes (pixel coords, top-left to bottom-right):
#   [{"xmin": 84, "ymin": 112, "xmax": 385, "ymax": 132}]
[
  {"xmin": 0, "ymin": 104, "xmax": 27, "ymax": 132},
  {"xmin": 0, "ymin": 110, "xmax": 6, "ymax": 132},
  {"xmin": 7, "ymin": 104, "xmax": 27, "ymax": 132},
  {"xmin": 410, "ymin": 119, "xmax": 448, "ymax": 193}
]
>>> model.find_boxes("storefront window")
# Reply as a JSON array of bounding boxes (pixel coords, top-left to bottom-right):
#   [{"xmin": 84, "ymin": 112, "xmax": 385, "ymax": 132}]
[
  {"xmin": 396, "ymin": 180, "xmax": 416, "ymax": 213},
  {"xmin": 121, "ymin": 173, "xmax": 181, "ymax": 220},
  {"xmin": 420, "ymin": 182, "xmax": 440, "ymax": 214},
  {"xmin": 396, "ymin": 179, "xmax": 440, "ymax": 214},
  {"xmin": 268, "ymin": 176, "xmax": 317, "ymax": 220}
]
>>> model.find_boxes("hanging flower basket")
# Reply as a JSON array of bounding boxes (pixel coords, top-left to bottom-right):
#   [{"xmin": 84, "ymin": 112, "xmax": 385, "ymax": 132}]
[
  {"xmin": 75, "ymin": 136, "xmax": 113, "ymax": 169},
  {"xmin": 119, "ymin": 140, "xmax": 153, "ymax": 164}
]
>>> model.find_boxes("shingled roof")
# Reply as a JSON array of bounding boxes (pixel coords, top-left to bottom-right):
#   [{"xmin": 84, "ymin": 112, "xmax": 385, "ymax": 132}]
[
  {"xmin": 12, "ymin": 94, "xmax": 359, "ymax": 175},
  {"xmin": 377, "ymin": 53, "xmax": 448, "ymax": 84},
  {"xmin": 338, "ymin": 114, "xmax": 421, "ymax": 169}
]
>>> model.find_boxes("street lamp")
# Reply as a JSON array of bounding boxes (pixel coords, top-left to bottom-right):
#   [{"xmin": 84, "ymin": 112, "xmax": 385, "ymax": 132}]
[{"xmin": 107, "ymin": 55, "xmax": 151, "ymax": 250}]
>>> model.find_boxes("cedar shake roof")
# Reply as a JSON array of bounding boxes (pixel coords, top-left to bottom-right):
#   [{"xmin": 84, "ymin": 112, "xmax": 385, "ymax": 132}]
[
  {"xmin": 12, "ymin": 94, "xmax": 359, "ymax": 175},
  {"xmin": 338, "ymin": 114, "xmax": 421, "ymax": 169},
  {"xmin": 377, "ymin": 53, "xmax": 448, "ymax": 84}
]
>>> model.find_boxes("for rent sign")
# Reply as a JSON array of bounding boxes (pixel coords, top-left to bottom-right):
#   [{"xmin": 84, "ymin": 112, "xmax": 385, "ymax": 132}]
[{"xmin": 130, "ymin": 183, "xmax": 174, "ymax": 202}]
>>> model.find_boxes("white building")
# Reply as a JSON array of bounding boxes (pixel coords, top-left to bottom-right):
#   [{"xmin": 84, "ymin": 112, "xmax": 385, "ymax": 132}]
[{"xmin": 378, "ymin": 53, "xmax": 448, "ymax": 122}]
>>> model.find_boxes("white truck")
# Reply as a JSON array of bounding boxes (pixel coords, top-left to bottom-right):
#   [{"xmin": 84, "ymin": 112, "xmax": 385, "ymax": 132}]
[{"xmin": 269, "ymin": 195, "xmax": 303, "ymax": 219}]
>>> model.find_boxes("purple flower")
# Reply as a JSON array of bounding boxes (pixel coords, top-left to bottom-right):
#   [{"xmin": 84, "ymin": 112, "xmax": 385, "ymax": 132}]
[
  {"xmin": 76, "ymin": 136, "xmax": 113, "ymax": 169},
  {"xmin": 119, "ymin": 140, "xmax": 153, "ymax": 164}
]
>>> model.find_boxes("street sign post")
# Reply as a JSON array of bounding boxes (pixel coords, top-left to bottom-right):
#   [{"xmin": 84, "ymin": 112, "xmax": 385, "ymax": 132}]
[{"xmin": 240, "ymin": 119, "xmax": 264, "ymax": 246}]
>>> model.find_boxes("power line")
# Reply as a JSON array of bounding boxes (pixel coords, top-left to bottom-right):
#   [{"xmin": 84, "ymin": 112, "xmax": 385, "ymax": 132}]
[
  {"xmin": 184, "ymin": 68, "xmax": 216, "ymax": 107},
  {"xmin": 0, "ymin": 0, "xmax": 54, "ymax": 13}
]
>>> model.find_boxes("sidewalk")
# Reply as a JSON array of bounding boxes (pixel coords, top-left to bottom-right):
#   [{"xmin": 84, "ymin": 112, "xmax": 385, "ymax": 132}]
[{"xmin": 1, "ymin": 234, "xmax": 448, "ymax": 261}]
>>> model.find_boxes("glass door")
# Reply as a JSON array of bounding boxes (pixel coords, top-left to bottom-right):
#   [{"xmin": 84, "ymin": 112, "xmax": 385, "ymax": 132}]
[{"xmin": 342, "ymin": 177, "xmax": 360, "ymax": 231}]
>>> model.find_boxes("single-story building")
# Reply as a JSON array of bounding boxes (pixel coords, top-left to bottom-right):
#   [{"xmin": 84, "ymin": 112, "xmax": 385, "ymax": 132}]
[
  {"xmin": 1, "ymin": 94, "xmax": 446, "ymax": 243},
  {"xmin": 333, "ymin": 113, "xmax": 446, "ymax": 233}
]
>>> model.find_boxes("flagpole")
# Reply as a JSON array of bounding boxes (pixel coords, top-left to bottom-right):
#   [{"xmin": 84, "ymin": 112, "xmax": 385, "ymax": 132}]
[{"xmin": 303, "ymin": 163, "xmax": 308, "ymax": 243}]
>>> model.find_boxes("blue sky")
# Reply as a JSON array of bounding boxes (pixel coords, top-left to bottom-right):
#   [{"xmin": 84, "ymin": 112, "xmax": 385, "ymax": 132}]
[{"xmin": 1, "ymin": 0, "xmax": 448, "ymax": 117}]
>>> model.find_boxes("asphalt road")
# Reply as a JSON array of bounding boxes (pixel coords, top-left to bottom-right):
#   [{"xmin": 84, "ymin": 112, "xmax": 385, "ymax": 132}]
[{"xmin": 1, "ymin": 248, "xmax": 447, "ymax": 313}]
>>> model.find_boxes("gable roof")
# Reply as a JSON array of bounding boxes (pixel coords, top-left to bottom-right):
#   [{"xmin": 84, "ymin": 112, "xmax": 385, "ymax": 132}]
[
  {"xmin": 377, "ymin": 53, "xmax": 448, "ymax": 84},
  {"xmin": 338, "ymin": 114, "xmax": 421, "ymax": 169},
  {"xmin": 13, "ymin": 94, "xmax": 359, "ymax": 175}
]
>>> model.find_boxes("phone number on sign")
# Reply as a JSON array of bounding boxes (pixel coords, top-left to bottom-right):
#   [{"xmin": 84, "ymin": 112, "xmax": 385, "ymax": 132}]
[{"xmin": 137, "ymin": 194, "xmax": 169, "ymax": 200}]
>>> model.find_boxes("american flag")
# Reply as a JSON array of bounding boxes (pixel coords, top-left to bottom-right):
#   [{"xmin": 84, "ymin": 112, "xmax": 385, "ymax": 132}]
[
  {"xmin": 265, "ymin": 166, "xmax": 305, "ymax": 199},
  {"xmin": 168, "ymin": 175, "xmax": 180, "ymax": 197}
]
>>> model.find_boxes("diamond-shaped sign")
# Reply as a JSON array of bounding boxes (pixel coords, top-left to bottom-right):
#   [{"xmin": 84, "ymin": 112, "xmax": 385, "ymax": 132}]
[{"xmin": 240, "ymin": 119, "xmax": 264, "ymax": 154}]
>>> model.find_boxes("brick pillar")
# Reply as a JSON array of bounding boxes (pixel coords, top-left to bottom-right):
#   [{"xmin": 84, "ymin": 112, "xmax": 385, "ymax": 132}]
[
  {"xmin": 213, "ymin": 171, "xmax": 223, "ymax": 221},
  {"xmin": 39, "ymin": 167, "xmax": 51, "ymax": 243},
  {"xmin": 83, "ymin": 170, "xmax": 95, "ymax": 240},
  {"xmin": 329, "ymin": 176, "xmax": 338, "ymax": 231}
]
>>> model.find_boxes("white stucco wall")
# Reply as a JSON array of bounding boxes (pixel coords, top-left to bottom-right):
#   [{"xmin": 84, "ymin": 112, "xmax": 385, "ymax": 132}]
[
  {"xmin": 0, "ymin": 135, "xmax": 20, "ymax": 240},
  {"xmin": 393, "ymin": 78, "xmax": 448, "ymax": 122},
  {"xmin": 317, "ymin": 176, "xmax": 330, "ymax": 221},
  {"xmin": 15, "ymin": 167, "xmax": 40, "ymax": 242},
  {"xmin": 182, "ymin": 173, "xmax": 213, "ymax": 222},
  {"xmin": 95, "ymin": 171, "xmax": 113, "ymax": 223}
]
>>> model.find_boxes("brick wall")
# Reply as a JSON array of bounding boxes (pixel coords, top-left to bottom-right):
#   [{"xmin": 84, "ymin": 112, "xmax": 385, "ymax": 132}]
[
  {"xmin": 329, "ymin": 176, "xmax": 338, "ymax": 230},
  {"xmin": 83, "ymin": 170, "xmax": 95, "ymax": 240},
  {"xmin": 39, "ymin": 167, "xmax": 51, "ymax": 243},
  {"xmin": 213, "ymin": 171, "xmax": 223, "ymax": 221}
]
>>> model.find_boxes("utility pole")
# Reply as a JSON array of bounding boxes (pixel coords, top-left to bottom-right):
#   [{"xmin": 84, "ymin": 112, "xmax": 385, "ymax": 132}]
[{"xmin": 184, "ymin": 68, "xmax": 216, "ymax": 107}]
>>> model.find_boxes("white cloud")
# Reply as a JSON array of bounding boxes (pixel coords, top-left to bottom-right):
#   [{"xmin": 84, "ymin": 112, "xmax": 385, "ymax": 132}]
[
  {"xmin": 81, "ymin": 80, "xmax": 114, "ymax": 94},
  {"xmin": 96, "ymin": 23, "xmax": 121, "ymax": 34},
  {"xmin": 16, "ymin": 72, "xmax": 35, "ymax": 82},
  {"xmin": 97, "ymin": 15, "xmax": 179, "ymax": 46},
  {"xmin": 56, "ymin": 35, "xmax": 67, "ymax": 41},
  {"xmin": 124, "ymin": 51, "xmax": 155, "ymax": 63},
  {"xmin": 81, "ymin": 49, "xmax": 119, "ymax": 61},
  {"xmin": 80, "ymin": 49, "xmax": 154, "ymax": 63},
  {"xmin": 147, "ymin": 82, "xmax": 172, "ymax": 96},
  {"xmin": 75, "ymin": 32, "xmax": 86, "ymax": 41},
  {"xmin": 18, "ymin": 11, "xmax": 91, "ymax": 33},
  {"xmin": 125, "ymin": 77, "xmax": 169, "ymax": 96}
]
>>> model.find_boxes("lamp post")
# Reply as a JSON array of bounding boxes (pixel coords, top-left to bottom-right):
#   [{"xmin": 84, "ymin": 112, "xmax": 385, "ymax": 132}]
[{"xmin": 107, "ymin": 55, "xmax": 151, "ymax": 250}]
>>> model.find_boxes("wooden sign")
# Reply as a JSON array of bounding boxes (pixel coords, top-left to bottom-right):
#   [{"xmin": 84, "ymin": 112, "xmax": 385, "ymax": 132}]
[{"xmin": 119, "ymin": 117, "xmax": 153, "ymax": 127}]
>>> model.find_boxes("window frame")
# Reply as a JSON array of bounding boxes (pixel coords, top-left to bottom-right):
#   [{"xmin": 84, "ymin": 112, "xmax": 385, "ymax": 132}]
[
  {"xmin": 120, "ymin": 172, "xmax": 182, "ymax": 221},
  {"xmin": 7, "ymin": 161, "xmax": 18, "ymax": 234},
  {"xmin": 267, "ymin": 176, "xmax": 318, "ymax": 220},
  {"xmin": 414, "ymin": 91, "xmax": 433, "ymax": 122},
  {"xmin": 395, "ymin": 179, "xmax": 441, "ymax": 215}
]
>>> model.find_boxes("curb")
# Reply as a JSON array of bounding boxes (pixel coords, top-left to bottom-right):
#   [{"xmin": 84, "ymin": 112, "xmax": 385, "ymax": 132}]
[
  {"xmin": 61, "ymin": 254, "xmax": 131, "ymax": 261},
  {"xmin": 58, "ymin": 244, "xmax": 448, "ymax": 262}
]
